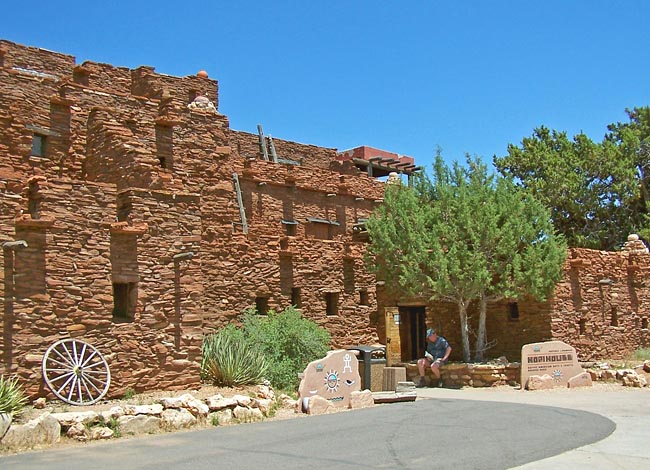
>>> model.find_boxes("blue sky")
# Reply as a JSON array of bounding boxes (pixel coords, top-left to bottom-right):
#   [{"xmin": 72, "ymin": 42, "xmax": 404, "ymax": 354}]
[{"xmin": 3, "ymin": 1, "xmax": 649, "ymax": 172}]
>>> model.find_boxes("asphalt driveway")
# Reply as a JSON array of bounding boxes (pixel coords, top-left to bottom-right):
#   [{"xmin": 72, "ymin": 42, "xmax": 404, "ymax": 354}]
[{"xmin": 0, "ymin": 397, "xmax": 614, "ymax": 470}]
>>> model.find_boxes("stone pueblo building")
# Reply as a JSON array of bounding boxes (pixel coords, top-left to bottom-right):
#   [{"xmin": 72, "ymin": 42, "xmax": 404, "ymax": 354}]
[{"xmin": 1, "ymin": 40, "xmax": 649, "ymax": 398}]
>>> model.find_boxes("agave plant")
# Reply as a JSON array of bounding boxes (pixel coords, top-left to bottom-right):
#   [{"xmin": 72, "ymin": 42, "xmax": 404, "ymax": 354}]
[
  {"xmin": 0, "ymin": 375, "xmax": 28, "ymax": 415},
  {"xmin": 201, "ymin": 326, "xmax": 269, "ymax": 386}
]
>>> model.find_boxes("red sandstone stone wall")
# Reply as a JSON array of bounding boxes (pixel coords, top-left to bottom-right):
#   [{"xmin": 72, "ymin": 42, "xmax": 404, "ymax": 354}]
[
  {"xmin": 0, "ymin": 39, "xmax": 386, "ymax": 398},
  {"xmin": 550, "ymin": 247, "xmax": 650, "ymax": 360},
  {"xmin": 0, "ymin": 40, "xmax": 74, "ymax": 78},
  {"xmin": 230, "ymin": 130, "xmax": 339, "ymax": 170}
]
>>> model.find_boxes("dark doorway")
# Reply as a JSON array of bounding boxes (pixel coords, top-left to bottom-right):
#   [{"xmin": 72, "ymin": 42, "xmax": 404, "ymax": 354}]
[{"xmin": 398, "ymin": 306, "xmax": 426, "ymax": 361}]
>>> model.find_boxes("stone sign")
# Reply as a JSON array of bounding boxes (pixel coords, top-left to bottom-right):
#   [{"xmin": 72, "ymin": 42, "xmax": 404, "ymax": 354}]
[
  {"xmin": 298, "ymin": 349, "xmax": 361, "ymax": 410},
  {"xmin": 521, "ymin": 341, "xmax": 584, "ymax": 389}
]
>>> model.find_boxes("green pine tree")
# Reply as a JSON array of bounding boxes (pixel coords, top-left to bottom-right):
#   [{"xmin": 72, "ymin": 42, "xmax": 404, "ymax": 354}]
[{"xmin": 366, "ymin": 155, "xmax": 566, "ymax": 361}]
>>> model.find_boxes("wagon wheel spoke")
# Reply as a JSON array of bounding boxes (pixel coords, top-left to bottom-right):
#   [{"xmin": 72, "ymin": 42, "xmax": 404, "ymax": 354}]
[
  {"xmin": 48, "ymin": 370, "xmax": 75, "ymax": 383},
  {"xmin": 81, "ymin": 376, "xmax": 100, "ymax": 401},
  {"xmin": 55, "ymin": 373, "xmax": 76, "ymax": 396},
  {"xmin": 79, "ymin": 349, "xmax": 98, "ymax": 368},
  {"xmin": 59, "ymin": 341, "xmax": 76, "ymax": 366},
  {"xmin": 50, "ymin": 348, "xmax": 75, "ymax": 367},
  {"xmin": 81, "ymin": 374, "xmax": 104, "ymax": 394},
  {"xmin": 42, "ymin": 339, "xmax": 111, "ymax": 405},
  {"xmin": 67, "ymin": 375, "xmax": 79, "ymax": 403}
]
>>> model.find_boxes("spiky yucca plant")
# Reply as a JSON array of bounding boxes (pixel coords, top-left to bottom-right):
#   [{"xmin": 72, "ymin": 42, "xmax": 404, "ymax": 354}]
[
  {"xmin": 0, "ymin": 376, "xmax": 28, "ymax": 415},
  {"xmin": 201, "ymin": 326, "xmax": 269, "ymax": 386}
]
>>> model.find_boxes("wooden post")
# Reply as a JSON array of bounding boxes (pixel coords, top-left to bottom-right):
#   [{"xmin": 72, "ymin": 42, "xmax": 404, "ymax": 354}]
[
  {"xmin": 257, "ymin": 124, "xmax": 269, "ymax": 161},
  {"xmin": 232, "ymin": 173, "xmax": 248, "ymax": 234},
  {"xmin": 268, "ymin": 134, "xmax": 279, "ymax": 163}
]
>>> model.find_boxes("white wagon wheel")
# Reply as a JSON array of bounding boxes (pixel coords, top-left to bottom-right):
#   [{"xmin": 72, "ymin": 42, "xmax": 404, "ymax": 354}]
[{"xmin": 42, "ymin": 339, "xmax": 111, "ymax": 405}]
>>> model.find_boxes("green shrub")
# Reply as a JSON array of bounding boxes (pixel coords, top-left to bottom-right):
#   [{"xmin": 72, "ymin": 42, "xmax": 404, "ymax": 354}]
[
  {"xmin": 107, "ymin": 417, "xmax": 122, "ymax": 438},
  {"xmin": 239, "ymin": 306, "xmax": 331, "ymax": 391},
  {"xmin": 631, "ymin": 348, "xmax": 650, "ymax": 361},
  {"xmin": 0, "ymin": 375, "xmax": 28, "ymax": 414},
  {"xmin": 201, "ymin": 324, "xmax": 269, "ymax": 386},
  {"xmin": 201, "ymin": 307, "xmax": 331, "ymax": 391}
]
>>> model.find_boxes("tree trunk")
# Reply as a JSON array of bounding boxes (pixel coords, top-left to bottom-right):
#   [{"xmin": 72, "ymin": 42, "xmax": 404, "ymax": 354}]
[
  {"xmin": 457, "ymin": 300, "xmax": 471, "ymax": 362},
  {"xmin": 474, "ymin": 294, "xmax": 487, "ymax": 362}
]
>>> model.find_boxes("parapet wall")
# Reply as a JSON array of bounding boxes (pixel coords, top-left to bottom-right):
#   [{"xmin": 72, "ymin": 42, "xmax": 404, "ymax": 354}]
[{"xmin": 550, "ymin": 246, "xmax": 650, "ymax": 360}]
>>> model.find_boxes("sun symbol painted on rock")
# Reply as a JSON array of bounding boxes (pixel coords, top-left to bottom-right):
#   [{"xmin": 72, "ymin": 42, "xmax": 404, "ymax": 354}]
[
  {"xmin": 324, "ymin": 369, "xmax": 340, "ymax": 393},
  {"xmin": 552, "ymin": 370, "xmax": 563, "ymax": 381}
]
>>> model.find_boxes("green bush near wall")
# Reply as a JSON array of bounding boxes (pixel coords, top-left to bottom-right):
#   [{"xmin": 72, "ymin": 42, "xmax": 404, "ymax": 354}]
[{"xmin": 201, "ymin": 306, "xmax": 331, "ymax": 391}]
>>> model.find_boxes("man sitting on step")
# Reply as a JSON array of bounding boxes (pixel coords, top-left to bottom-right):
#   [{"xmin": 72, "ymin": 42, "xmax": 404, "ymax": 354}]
[{"xmin": 416, "ymin": 328, "xmax": 452, "ymax": 388}]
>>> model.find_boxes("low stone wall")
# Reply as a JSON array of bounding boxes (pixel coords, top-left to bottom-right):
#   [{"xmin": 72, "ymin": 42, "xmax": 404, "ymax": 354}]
[
  {"xmin": 401, "ymin": 361, "xmax": 650, "ymax": 389},
  {"xmin": 0, "ymin": 385, "xmax": 288, "ymax": 453},
  {"xmin": 400, "ymin": 362, "xmax": 521, "ymax": 388}
]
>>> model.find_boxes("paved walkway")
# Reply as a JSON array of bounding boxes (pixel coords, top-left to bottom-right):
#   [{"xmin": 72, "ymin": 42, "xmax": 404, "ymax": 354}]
[{"xmin": 416, "ymin": 384, "xmax": 650, "ymax": 469}]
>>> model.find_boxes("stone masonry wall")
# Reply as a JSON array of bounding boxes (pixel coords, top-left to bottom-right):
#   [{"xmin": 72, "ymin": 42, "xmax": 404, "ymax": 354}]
[
  {"xmin": 550, "ymin": 246, "xmax": 650, "ymax": 360},
  {"xmin": 0, "ymin": 39, "xmax": 387, "ymax": 399}
]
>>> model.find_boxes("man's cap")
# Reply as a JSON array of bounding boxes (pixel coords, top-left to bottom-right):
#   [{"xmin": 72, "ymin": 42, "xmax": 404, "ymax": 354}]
[{"xmin": 427, "ymin": 328, "xmax": 436, "ymax": 337}]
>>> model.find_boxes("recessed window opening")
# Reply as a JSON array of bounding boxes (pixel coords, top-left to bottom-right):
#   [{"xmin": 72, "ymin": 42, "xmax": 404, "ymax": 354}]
[
  {"xmin": 325, "ymin": 292, "xmax": 339, "ymax": 316},
  {"xmin": 117, "ymin": 198, "xmax": 132, "ymax": 222},
  {"xmin": 508, "ymin": 302, "xmax": 519, "ymax": 320},
  {"xmin": 359, "ymin": 289, "xmax": 369, "ymax": 306},
  {"xmin": 113, "ymin": 282, "xmax": 137, "ymax": 321},
  {"xmin": 642, "ymin": 318, "xmax": 649, "ymax": 329},
  {"xmin": 155, "ymin": 124, "xmax": 173, "ymax": 170},
  {"xmin": 282, "ymin": 220, "xmax": 298, "ymax": 236},
  {"xmin": 255, "ymin": 296, "xmax": 269, "ymax": 315},
  {"xmin": 579, "ymin": 318, "xmax": 587, "ymax": 335},
  {"xmin": 27, "ymin": 180, "xmax": 41, "ymax": 219},
  {"xmin": 305, "ymin": 217, "xmax": 339, "ymax": 240},
  {"xmin": 31, "ymin": 134, "xmax": 45, "ymax": 157},
  {"xmin": 291, "ymin": 287, "xmax": 302, "ymax": 308},
  {"xmin": 611, "ymin": 307, "xmax": 618, "ymax": 327}
]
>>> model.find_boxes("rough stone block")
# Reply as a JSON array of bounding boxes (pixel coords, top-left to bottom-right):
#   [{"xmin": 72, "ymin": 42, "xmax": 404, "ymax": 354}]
[
  {"xmin": 305, "ymin": 395, "xmax": 336, "ymax": 415},
  {"xmin": 50, "ymin": 410, "xmax": 99, "ymax": 427},
  {"xmin": 123, "ymin": 404, "xmax": 163, "ymax": 416},
  {"xmin": 568, "ymin": 371, "xmax": 593, "ymax": 388},
  {"xmin": 350, "ymin": 390, "xmax": 374, "ymax": 409},
  {"xmin": 160, "ymin": 408, "xmax": 197, "ymax": 431},
  {"xmin": 118, "ymin": 415, "xmax": 161, "ymax": 435},
  {"xmin": 0, "ymin": 412, "xmax": 61, "ymax": 451},
  {"xmin": 526, "ymin": 374, "xmax": 556, "ymax": 390}
]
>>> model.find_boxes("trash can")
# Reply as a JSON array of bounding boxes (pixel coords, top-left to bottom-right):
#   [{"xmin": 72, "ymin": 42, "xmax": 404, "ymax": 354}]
[{"xmin": 348, "ymin": 345, "xmax": 386, "ymax": 391}]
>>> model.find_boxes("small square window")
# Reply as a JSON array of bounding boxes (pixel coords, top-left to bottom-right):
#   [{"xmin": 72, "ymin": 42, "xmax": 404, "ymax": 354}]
[
  {"xmin": 31, "ymin": 134, "xmax": 45, "ymax": 157},
  {"xmin": 255, "ymin": 296, "xmax": 269, "ymax": 315},
  {"xmin": 359, "ymin": 289, "xmax": 369, "ymax": 306},
  {"xmin": 579, "ymin": 318, "xmax": 587, "ymax": 335},
  {"xmin": 291, "ymin": 287, "xmax": 302, "ymax": 308},
  {"xmin": 508, "ymin": 302, "xmax": 519, "ymax": 321},
  {"xmin": 281, "ymin": 220, "xmax": 298, "ymax": 237},
  {"xmin": 113, "ymin": 282, "xmax": 137, "ymax": 321},
  {"xmin": 325, "ymin": 292, "xmax": 339, "ymax": 316}
]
